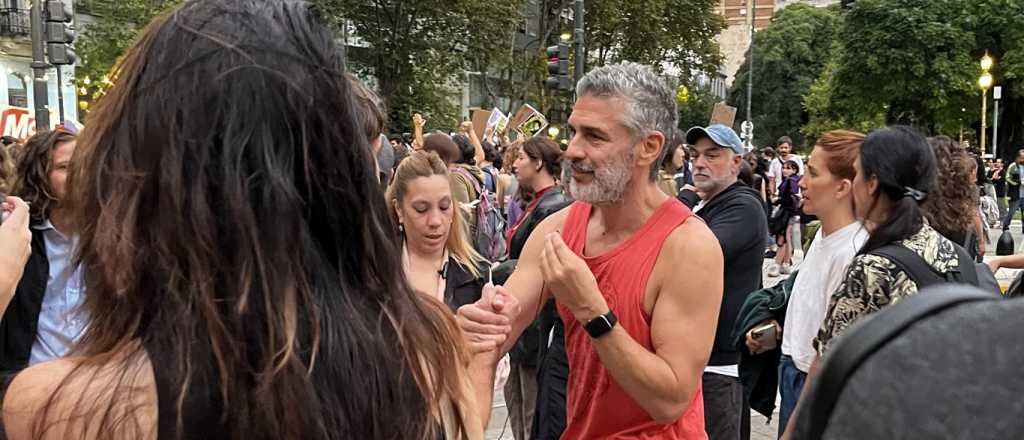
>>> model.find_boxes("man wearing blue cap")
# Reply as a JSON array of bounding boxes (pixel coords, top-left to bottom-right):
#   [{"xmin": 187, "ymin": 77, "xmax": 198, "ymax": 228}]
[{"xmin": 680, "ymin": 124, "xmax": 769, "ymax": 440}]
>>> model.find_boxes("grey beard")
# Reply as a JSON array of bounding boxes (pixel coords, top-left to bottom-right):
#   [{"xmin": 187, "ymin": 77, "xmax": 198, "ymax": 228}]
[{"xmin": 562, "ymin": 149, "xmax": 635, "ymax": 204}]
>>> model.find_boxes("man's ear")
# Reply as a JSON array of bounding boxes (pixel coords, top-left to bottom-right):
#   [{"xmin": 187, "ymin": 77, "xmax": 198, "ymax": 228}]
[{"xmin": 637, "ymin": 131, "xmax": 666, "ymax": 172}]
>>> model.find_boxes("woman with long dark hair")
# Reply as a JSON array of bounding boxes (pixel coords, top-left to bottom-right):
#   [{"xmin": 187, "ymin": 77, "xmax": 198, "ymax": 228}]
[{"xmin": 2, "ymin": 1, "xmax": 482, "ymax": 439}]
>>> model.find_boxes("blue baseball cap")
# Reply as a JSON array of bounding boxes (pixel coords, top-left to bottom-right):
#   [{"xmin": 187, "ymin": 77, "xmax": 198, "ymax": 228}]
[{"xmin": 685, "ymin": 124, "xmax": 744, "ymax": 154}]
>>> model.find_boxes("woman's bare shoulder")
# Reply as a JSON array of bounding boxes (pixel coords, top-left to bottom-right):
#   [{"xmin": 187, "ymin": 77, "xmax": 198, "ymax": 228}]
[{"xmin": 3, "ymin": 346, "xmax": 157, "ymax": 440}]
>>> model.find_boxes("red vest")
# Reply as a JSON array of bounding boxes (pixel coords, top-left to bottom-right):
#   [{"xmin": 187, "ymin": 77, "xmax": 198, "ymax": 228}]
[{"xmin": 556, "ymin": 199, "xmax": 708, "ymax": 439}]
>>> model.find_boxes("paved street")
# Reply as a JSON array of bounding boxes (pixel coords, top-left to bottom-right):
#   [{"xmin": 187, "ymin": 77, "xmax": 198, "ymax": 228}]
[{"xmin": 485, "ymin": 222, "xmax": 1024, "ymax": 440}]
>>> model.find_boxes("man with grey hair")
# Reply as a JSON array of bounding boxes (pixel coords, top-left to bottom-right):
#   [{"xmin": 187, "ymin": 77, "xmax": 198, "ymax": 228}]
[
  {"xmin": 458, "ymin": 62, "xmax": 724, "ymax": 438},
  {"xmin": 679, "ymin": 125, "xmax": 769, "ymax": 440}
]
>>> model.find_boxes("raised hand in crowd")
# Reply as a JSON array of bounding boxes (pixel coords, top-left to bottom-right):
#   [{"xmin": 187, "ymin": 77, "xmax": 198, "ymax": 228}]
[
  {"xmin": 0, "ymin": 196, "xmax": 31, "ymax": 318},
  {"xmin": 412, "ymin": 112, "xmax": 426, "ymax": 150}
]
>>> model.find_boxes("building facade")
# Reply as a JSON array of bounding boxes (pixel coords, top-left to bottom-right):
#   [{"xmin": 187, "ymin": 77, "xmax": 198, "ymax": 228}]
[
  {"xmin": 774, "ymin": 0, "xmax": 839, "ymax": 11},
  {"xmin": 716, "ymin": 0, "xmax": 840, "ymax": 85},
  {"xmin": 716, "ymin": 0, "xmax": 775, "ymax": 86},
  {"xmin": 0, "ymin": 1, "xmax": 79, "ymax": 141}
]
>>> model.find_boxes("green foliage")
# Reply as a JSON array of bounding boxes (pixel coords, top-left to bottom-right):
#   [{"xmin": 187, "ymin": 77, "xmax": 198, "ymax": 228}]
[
  {"xmin": 587, "ymin": 0, "xmax": 725, "ymax": 82},
  {"xmin": 677, "ymin": 86, "xmax": 717, "ymax": 132},
  {"xmin": 728, "ymin": 3, "xmax": 840, "ymax": 150},
  {"xmin": 805, "ymin": 0, "xmax": 1024, "ymax": 157},
  {"xmin": 75, "ymin": 0, "xmax": 181, "ymax": 107},
  {"xmin": 801, "ymin": 60, "xmax": 886, "ymax": 140},
  {"xmin": 322, "ymin": 0, "xmax": 526, "ymax": 133}
]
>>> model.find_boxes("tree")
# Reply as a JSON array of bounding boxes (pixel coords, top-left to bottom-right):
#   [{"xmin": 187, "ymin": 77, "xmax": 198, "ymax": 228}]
[
  {"xmin": 676, "ymin": 85, "xmax": 716, "ymax": 133},
  {"xmin": 586, "ymin": 0, "xmax": 724, "ymax": 82},
  {"xmin": 727, "ymin": 3, "xmax": 841, "ymax": 150},
  {"xmin": 804, "ymin": 0, "xmax": 1024, "ymax": 160},
  {"xmin": 322, "ymin": 0, "xmax": 526, "ymax": 133},
  {"xmin": 74, "ymin": 0, "xmax": 181, "ymax": 116}
]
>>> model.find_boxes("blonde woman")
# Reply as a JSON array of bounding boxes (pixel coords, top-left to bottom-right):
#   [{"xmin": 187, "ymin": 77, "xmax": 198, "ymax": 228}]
[{"xmin": 387, "ymin": 150, "xmax": 490, "ymax": 310}]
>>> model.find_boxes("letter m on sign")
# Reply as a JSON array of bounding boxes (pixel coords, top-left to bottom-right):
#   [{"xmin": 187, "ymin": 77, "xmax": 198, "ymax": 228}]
[{"xmin": 1, "ymin": 107, "xmax": 33, "ymax": 141}]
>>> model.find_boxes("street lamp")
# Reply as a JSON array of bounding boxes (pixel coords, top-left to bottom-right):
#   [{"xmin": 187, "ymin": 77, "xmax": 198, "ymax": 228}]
[{"xmin": 979, "ymin": 52, "xmax": 995, "ymax": 155}]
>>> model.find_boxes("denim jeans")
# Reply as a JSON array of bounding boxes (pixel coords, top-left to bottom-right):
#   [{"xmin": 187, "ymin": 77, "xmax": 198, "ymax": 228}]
[
  {"xmin": 1003, "ymin": 197, "xmax": 1024, "ymax": 231},
  {"xmin": 777, "ymin": 355, "xmax": 807, "ymax": 438}
]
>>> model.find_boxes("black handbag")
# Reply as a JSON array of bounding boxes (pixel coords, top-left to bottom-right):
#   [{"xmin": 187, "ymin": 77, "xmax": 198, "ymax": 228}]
[{"xmin": 768, "ymin": 205, "xmax": 791, "ymax": 237}]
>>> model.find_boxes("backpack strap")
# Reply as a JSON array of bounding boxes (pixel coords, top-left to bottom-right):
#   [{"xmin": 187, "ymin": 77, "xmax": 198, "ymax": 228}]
[
  {"xmin": 452, "ymin": 166, "xmax": 483, "ymax": 199},
  {"xmin": 951, "ymin": 243, "xmax": 979, "ymax": 286},
  {"xmin": 801, "ymin": 285, "xmax": 997, "ymax": 439},
  {"xmin": 868, "ymin": 244, "xmax": 946, "ymax": 288}
]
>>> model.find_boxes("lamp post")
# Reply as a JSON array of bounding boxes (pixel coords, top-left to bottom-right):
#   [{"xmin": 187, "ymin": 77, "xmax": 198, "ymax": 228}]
[
  {"xmin": 994, "ymin": 86, "xmax": 1002, "ymax": 159},
  {"xmin": 979, "ymin": 52, "xmax": 994, "ymax": 156}
]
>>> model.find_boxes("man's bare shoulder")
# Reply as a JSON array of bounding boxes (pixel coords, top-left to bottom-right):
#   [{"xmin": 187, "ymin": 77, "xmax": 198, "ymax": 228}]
[{"xmin": 663, "ymin": 214, "xmax": 721, "ymax": 261}]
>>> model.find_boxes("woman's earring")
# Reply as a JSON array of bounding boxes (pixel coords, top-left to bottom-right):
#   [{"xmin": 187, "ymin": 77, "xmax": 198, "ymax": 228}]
[{"xmin": 399, "ymin": 223, "xmax": 404, "ymax": 233}]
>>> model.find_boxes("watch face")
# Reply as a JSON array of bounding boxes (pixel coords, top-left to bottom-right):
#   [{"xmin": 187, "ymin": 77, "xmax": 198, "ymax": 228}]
[{"xmin": 586, "ymin": 312, "xmax": 616, "ymax": 338}]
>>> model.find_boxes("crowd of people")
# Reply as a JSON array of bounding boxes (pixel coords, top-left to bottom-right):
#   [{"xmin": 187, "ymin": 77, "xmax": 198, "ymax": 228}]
[{"xmin": 0, "ymin": 1, "xmax": 1020, "ymax": 440}]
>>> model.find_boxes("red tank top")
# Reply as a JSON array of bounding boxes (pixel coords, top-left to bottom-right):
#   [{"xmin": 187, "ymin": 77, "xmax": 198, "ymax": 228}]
[{"xmin": 556, "ymin": 199, "xmax": 707, "ymax": 440}]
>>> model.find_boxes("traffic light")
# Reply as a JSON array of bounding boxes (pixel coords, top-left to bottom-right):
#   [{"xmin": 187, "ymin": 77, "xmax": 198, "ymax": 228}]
[
  {"xmin": 545, "ymin": 43, "xmax": 571, "ymax": 91},
  {"xmin": 44, "ymin": 1, "xmax": 75, "ymax": 65}
]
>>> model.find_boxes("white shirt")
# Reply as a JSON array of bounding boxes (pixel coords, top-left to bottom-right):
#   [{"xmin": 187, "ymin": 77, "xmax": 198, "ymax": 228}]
[
  {"xmin": 29, "ymin": 220, "xmax": 88, "ymax": 366},
  {"xmin": 769, "ymin": 155, "xmax": 805, "ymax": 184},
  {"xmin": 781, "ymin": 222, "xmax": 867, "ymax": 373}
]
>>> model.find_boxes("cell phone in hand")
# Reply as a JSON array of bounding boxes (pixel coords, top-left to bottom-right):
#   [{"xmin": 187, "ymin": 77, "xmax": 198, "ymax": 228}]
[{"xmin": 751, "ymin": 322, "xmax": 778, "ymax": 354}]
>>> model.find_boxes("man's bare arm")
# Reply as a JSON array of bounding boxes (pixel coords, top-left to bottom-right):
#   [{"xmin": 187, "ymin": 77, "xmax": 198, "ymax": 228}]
[
  {"xmin": 496, "ymin": 211, "xmax": 566, "ymax": 353},
  {"xmin": 458, "ymin": 209, "xmax": 568, "ymax": 425}
]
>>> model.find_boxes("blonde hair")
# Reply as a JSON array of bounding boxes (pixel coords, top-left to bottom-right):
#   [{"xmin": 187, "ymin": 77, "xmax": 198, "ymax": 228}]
[{"xmin": 387, "ymin": 150, "xmax": 487, "ymax": 277}]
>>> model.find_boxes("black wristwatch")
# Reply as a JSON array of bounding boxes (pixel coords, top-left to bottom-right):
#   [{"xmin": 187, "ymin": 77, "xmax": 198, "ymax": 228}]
[{"xmin": 584, "ymin": 310, "xmax": 618, "ymax": 339}]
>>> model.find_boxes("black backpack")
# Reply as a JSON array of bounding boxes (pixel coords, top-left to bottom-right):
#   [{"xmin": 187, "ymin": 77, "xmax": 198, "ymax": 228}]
[
  {"xmin": 867, "ymin": 242, "xmax": 999, "ymax": 294},
  {"xmin": 790, "ymin": 285, "xmax": 1015, "ymax": 439}
]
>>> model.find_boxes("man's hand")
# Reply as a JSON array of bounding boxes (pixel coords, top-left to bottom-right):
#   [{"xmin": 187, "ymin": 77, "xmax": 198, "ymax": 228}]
[
  {"xmin": 412, "ymin": 113, "xmax": 425, "ymax": 128},
  {"xmin": 457, "ymin": 284, "xmax": 519, "ymax": 356},
  {"xmin": 0, "ymin": 197, "xmax": 31, "ymax": 301},
  {"xmin": 539, "ymin": 233, "xmax": 608, "ymax": 322}
]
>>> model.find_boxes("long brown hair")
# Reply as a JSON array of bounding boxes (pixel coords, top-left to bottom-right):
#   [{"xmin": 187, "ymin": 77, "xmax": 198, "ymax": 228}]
[
  {"xmin": 10, "ymin": 130, "xmax": 76, "ymax": 223},
  {"xmin": 922, "ymin": 135, "xmax": 976, "ymax": 240},
  {"xmin": 42, "ymin": 1, "xmax": 475, "ymax": 439},
  {"xmin": 386, "ymin": 150, "xmax": 486, "ymax": 277},
  {"xmin": 0, "ymin": 143, "xmax": 13, "ymax": 194},
  {"xmin": 521, "ymin": 137, "xmax": 562, "ymax": 179}
]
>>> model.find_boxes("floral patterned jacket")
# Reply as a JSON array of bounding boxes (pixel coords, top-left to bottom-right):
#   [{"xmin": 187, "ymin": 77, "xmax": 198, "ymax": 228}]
[{"xmin": 815, "ymin": 225, "xmax": 959, "ymax": 355}]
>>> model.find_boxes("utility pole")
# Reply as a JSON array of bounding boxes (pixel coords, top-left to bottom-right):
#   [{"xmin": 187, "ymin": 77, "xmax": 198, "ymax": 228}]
[
  {"xmin": 573, "ymin": 0, "xmax": 585, "ymax": 87},
  {"xmin": 56, "ymin": 65, "xmax": 65, "ymax": 123},
  {"xmin": 30, "ymin": 0, "xmax": 50, "ymax": 130},
  {"xmin": 746, "ymin": 0, "xmax": 755, "ymax": 125}
]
